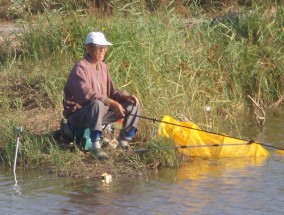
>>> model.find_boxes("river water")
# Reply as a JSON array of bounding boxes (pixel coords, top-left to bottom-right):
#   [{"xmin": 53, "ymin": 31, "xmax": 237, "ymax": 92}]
[{"xmin": 1, "ymin": 108, "xmax": 284, "ymax": 215}]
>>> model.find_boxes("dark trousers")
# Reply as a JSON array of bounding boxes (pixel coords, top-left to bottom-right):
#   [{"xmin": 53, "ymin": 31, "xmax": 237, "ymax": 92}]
[{"xmin": 68, "ymin": 100, "xmax": 141, "ymax": 134}]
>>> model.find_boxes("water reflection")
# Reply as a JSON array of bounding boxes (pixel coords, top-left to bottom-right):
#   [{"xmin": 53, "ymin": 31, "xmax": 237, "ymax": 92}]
[
  {"xmin": 60, "ymin": 156, "xmax": 270, "ymax": 215},
  {"xmin": 0, "ymin": 154, "xmax": 283, "ymax": 215},
  {"xmin": 174, "ymin": 156, "xmax": 268, "ymax": 181},
  {"xmin": 62, "ymin": 176, "xmax": 148, "ymax": 214}
]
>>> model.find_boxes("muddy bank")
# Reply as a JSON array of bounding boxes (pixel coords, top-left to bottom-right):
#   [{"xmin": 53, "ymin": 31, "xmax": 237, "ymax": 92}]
[{"xmin": 0, "ymin": 21, "xmax": 19, "ymax": 35}]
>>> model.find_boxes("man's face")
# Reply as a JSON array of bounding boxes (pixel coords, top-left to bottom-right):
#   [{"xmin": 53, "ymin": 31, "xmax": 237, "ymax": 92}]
[{"xmin": 87, "ymin": 44, "xmax": 108, "ymax": 62}]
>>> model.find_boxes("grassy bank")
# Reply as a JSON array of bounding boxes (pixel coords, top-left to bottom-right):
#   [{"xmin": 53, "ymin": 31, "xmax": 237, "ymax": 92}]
[{"xmin": 0, "ymin": 1, "xmax": 283, "ymax": 178}]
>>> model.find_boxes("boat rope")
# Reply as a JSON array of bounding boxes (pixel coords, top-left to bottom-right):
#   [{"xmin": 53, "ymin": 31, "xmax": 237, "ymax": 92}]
[{"xmin": 126, "ymin": 113, "xmax": 284, "ymax": 151}]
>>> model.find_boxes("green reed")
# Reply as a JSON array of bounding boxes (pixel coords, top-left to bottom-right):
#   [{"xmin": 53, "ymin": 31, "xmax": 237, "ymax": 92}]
[{"xmin": 138, "ymin": 136, "xmax": 190, "ymax": 168}]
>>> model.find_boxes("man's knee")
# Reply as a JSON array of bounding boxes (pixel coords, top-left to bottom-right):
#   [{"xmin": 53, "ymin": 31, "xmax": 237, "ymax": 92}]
[
  {"xmin": 89, "ymin": 99, "xmax": 105, "ymax": 111},
  {"xmin": 87, "ymin": 100, "xmax": 105, "ymax": 119},
  {"xmin": 125, "ymin": 103, "xmax": 140, "ymax": 113}
]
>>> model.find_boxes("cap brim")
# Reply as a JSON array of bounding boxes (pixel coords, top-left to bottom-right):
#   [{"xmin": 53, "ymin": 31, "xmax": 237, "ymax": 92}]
[{"xmin": 86, "ymin": 41, "xmax": 113, "ymax": 46}]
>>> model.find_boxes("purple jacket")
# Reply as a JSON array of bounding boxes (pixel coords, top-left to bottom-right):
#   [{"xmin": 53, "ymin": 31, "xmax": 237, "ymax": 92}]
[{"xmin": 63, "ymin": 55, "xmax": 127, "ymax": 118}]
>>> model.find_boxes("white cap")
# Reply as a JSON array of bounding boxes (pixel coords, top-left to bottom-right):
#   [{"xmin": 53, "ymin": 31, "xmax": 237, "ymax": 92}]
[{"xmin": 85, "ymin": 32, "xmax": 112, "ymax": 46}]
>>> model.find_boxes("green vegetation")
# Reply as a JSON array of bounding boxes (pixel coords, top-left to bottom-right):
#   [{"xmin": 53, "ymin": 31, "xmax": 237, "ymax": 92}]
[{"xmin": 0, "ymin": 0, "xmax": 283, "ymax": 178}]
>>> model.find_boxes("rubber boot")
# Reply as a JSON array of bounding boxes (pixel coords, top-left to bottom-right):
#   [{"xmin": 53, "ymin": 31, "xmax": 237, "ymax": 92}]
[
  {"xmin": 116, "ymin": 140, "xmax": 129, "ymax": 150},
  {"xmin": 91, "ymin": 141, "xmax": 109, "ymax": 160}
]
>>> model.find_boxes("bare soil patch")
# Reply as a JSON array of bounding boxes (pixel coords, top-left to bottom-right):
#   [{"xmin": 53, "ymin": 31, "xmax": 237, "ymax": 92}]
[{"xmin": 0, "ymin": 21, "xmax": 19, "ymax": 35}]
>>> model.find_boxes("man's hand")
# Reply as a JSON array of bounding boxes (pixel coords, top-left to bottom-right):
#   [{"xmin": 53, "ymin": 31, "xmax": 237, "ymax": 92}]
[
  {"xmin": 123, "ymin": 95, "xmax": 139, "ymax": 105},
  {"xmin": 109, "ymin": 99, "xmax": 125, "ymax": 117}
]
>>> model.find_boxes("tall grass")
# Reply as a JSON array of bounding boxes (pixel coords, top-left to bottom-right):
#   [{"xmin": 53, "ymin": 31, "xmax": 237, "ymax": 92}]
[{"xmin": 2, "ymin": 4, "xmax": 284, "ymax": 121}]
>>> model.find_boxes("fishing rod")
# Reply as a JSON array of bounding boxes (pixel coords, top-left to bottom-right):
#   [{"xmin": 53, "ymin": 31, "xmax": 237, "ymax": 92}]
[
  {"xmin": 13, "ymin": 127, "xmax": 23, "ymax": 178},
  {"xmin": 13, "ymin": 127, "xmax": 23, "ymax": 197},
  {"xmin": 105, "ymin": 140, "xmax": 257, "ymax": 153},
  {"xmin": 130, "ymin": 142, "xmax": 257, "ymax": 154},
  {"xmin": 126, "ymin": 113, "xmax": 284, "ymax": 151}
]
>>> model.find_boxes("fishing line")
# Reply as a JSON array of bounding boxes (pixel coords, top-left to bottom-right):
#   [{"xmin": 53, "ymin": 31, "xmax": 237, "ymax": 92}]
[{"xmin": 126, "ymin": 113, "xmax": 284, "ymax": 151}]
